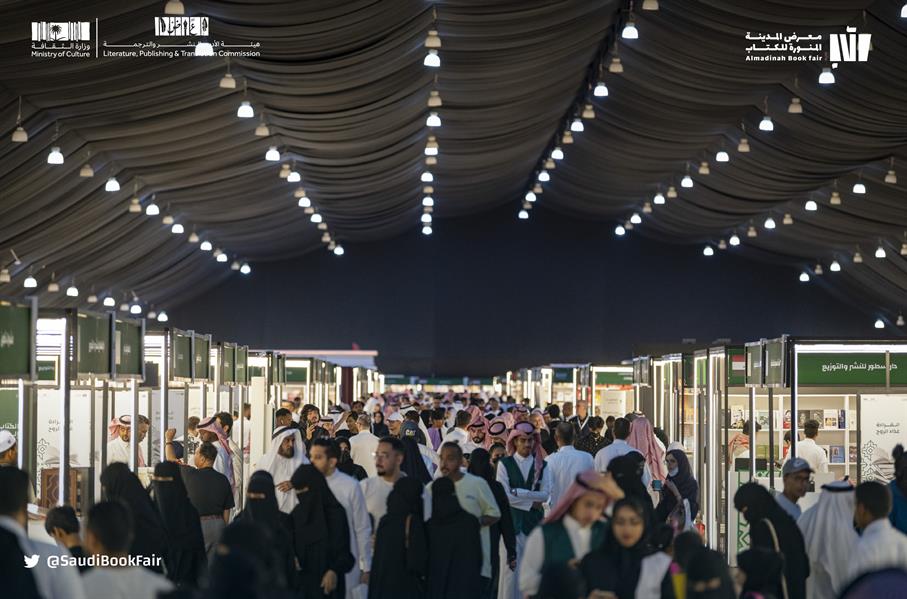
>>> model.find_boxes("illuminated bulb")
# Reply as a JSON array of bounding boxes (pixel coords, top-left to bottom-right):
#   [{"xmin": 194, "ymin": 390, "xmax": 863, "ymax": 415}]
[
  {"xmin": 698, "ymin": 162, "xmax": 710, "ymax": 175},
  {"xmin": 66, "ymin": 285, "xmax": 78, "ymax": 297},
  {"xmin": 524, "ymin": 192, "xmax": 536, "ymax": 203},
  {"xmin": 421, "ymin": 171, "xmax": 433, "ymax": 183},
  {"xmin": 799, "ymin": 272, "xmax": 809, "ymax": 283},
  {"xmin": 128, "ymin": 199, "xmax": 142, "ymax": 213},
  {"xmin": 852, "ymin": 181, "xmax": 866, "ymax": 194},
  {"xmin": 593, "ymin": 82, "xmax": 609, "ymax": 97},
  {"xmin": 703, "ymin": 246, "xmax": 714, "ymax": 256},
  {"xmin": 518, "ymin": 209, "xmax": 529, "ymax": 220},
  {"xmin": 423, "ymin": 49, "xmax": 440, "ymax": 68},
  {"xmin": 747, "ymin": 226, "xmax": 757, "ymax": 238},
  {"xmin": 279, "ymin": 164, "xmax": 290, "ymax": 178},
  {"xmin": 538, "ymin": 170, "xmax": 550, "ymax": 182},
  {"xmin": 783, "ymin": 213, "xmax": 793, "ymax": 225},
  {"xmin": 200, "ymin": 241, "xmax": 213, "ymax": 251},
  {"xmin": 254, "ymin": 122, "xmax": 270, "ymax": 136},
  {"xmin": 105, "ymin": 177, "xmax": 120, "ymax": 192},
  {"xmin": 157, "ymin": 311, "xmax": 169, "ymax": 322},
  {"xmin": 297, "ymin": 196, "xmax": 311, "ymax": 208},
  {"xmin": 764, "ymin": 217, "xmax": 776, "ymax": 229},
  {"xmin": 788, "ymin": 97, "xmax": 803, "ymax": 113},
  {"xmin": 145, "ymin": 202, "xmax": 160, "ymax": 216},
  {"xmin": 103, "ymin": 296, "xmax": 116, "ymax": 307},
  {"xmin": 759, "ymin": 116, "xmax": 774, "ymax": 131},
  {"xmin": 130, "ymin": 304, "xmax": 142, "ymax": 315},
  {"xmin": 875, "ymin": 318, "xmax": 885, "ymax": 329},
  {"xmin": 422, "ymin": 196, "xmax": 434, "ymax": 207},
  {"xmin": 231, "ymin": 261, "xmax": 241, "ymax": 271},
  {"xmin": 147, "ymin": 309, "xmax": 157, "ymax": 320},
  {"xmin": 614, "ymin": 225, "xmax": 626, "ymax": 236},
  {"xmin": 287, "ymin": 171, "xmax": 301, "ymax": 183},
  {"xmin": 653, "ymin": 192, "xmax": 665, "ymax": 205},
  {"xmin": 830, "ymin": 190, "xmax": 841, "ymax": 205},
  {"xmin": 885, "ymin": 170, "xmax": 898, "ymax": 184},
  {"xmin": 311, "ymin": 213, "xmax": 323, "ymax": 224},
  {"xmin": 216, "ymin": 253, "xmax": 228, "ymax": 263},
  {"xmin": 562, "ymin": 131, "xmax": 574, "ymax": 144},
  {"xmin": 716, "ymin": 151, "xmax": 729, "ymax": 162},
  {"xmin": 830, "ymin": 260, "xmax": 841, "ymax": 272},
  {"xmin": 875, "ymin": 245, "xmax": 886, "ymax": 259},
  {"xmin": 194, "ymin": 41, "xmax": 214, "ymax": 56},
  {"xmin": 421, "ymin": 213, "xmax": 432, "ymax": 224},
  {"xmin": 818, "ymin": 67, "xmax": 835, "ymax": 84},
  {"xmin": 551, "ymin": 147, "xmax": 564, "ymax": 160},
  {"xmin": 898, "ymin": 314, "xmax": 905, "ymax": 327},
  {"xmin": 737, "ymin": 137, "xmax": 750, "ymax": 152},
  {"xmin": 219, "ymin": 72, "xmax": 236, "ymax": 89},
  {"xmin": 162, "ymin": 214, "xmax": 174, "ymax": 225},
  {"xmin": 165, "ymin": 0, "xmax": 185, "ymax": 15},
  {"xmin": 666, "ymin": 186, "xmax": 677, "ymax": 198},
  {"xmin": 681, "ymin": 175, "xmax": 693, "ymax": 188},
  {"xmin": 621, "ymin": 20, "xmax": 639, "ymax": 39},
  {"xmin": 422, "ymin": 225, "xmax": 433, "ymax": 235},
  {"xmin": 188, "ymin": 232, "xmax": 199, "ymax": 243},
  {"xmin": 729, "ymin": 234, "xmax": 740, "ymax": 246},
  {"xmin": 630, "ymin": 213, "xmax": 642, "ymax": 224},
  {"xmin": 609, "ymin": 57, "xmax": 623, "ymax": 73},
  {"xmin": 80, "ymin": 164, "xmax": 94, "ymax": 177},
  {"xmin": 236, "ymin": 101, "xmax": 254, "ymax": 118},
  {"xmin": 425, "ymin": 136, "xmax": 439, "ymax": 156},
  {"xmin": 853, "ymin": 251, "xmax": 863, "ymax": 263},
  {"xmin": 427, "ymin": 90, "xmax": 442, "ymax": 107},
  {"xmin": 171, "ymin": 223, "xmax": 184, "ymax": 234},
  {"xmin": 265, "ymin": 146, "xmax": 280, "ymax": 161},
  {"xmin": 642, "ymin": 202, "xmax": 652, "ymax": 214},
  {"xmin": 119, "ymin": 302, "xmax": 129, "ymax": 312},
  {"xmin": 718, "ymin": 239, "xmax": 727, "ymax": 250},
  {"xmin": 805, "ymin": 200, "xmax": 818, "ymax": 211},
  {"xmin": 11, "ymin": 126, "xmax": 27, "ymax": 143},
  {"xmin": 570, "ymin": 118, "xmax": 584, "ymax": 132},
  {"xmin": 240, "ymin": 263, "xmax": 251, "ymax": 275},
  {"xmin": 87, "ymin": 294, "xmax": 97, "ymax": 304},
  {"xmin": 426, "ymin": 112, "xmax": 441, "ymax": 127},
  {"xmin": 814, "ymin": 263, "xmax": 824, "ymax": 275},
  {"xmin": 47, "ymin": 146, "xmax": 63, "ymax": 165},
  {"xmin": 581, "ymin": 104, "xmax": 595, "ymax": 119}
]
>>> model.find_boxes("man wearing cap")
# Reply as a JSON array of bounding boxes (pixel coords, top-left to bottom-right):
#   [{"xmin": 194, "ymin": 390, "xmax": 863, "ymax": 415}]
[
  {"xmin": 777, "ymin": 457, "xmax": 813, "ymax": 520},
  {"xmin": 0, "ymin": 430, "xmax": 36, "ymax": 503},
  {"xmin": 385, "ymin": 410, "xmax": 405, "ymax": 437}
]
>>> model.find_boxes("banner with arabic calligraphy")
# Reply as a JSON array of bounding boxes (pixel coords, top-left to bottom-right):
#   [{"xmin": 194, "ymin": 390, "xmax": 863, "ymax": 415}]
[
  {"xmin": 76, "ymin": 313, "xmax": 111, "ymax": 376},
  {"xmin": 0, "ymin": 303, "xmax": 31, "ymax": 378},
  {"xmin": 859, "ymin": 394, "xmax": 907, "ymax": 482},
  {"xmin": 796, "ymin": 353, "xmax": 907, "ymax": 386}
]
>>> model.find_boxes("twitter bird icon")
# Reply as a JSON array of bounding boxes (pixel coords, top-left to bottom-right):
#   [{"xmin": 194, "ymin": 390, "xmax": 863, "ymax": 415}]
[{"xmin": 24, "ymin": 554, "xmax": 39, "ymax": 568}]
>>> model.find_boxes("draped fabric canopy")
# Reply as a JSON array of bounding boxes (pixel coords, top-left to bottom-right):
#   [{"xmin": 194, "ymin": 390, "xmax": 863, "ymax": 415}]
[{"xmin": 0, "ymin": 0, "xmax": 904, "ymax": 322}]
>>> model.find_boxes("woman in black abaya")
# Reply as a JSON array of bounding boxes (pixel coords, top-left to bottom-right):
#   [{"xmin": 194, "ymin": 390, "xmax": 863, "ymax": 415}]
[
  {"xmin": 290, "ymin": 464, "xmax": 354, "ymax": 598},
  {"xmin": 100, "ymin": 462, "xmax": 169, "ymax": 573},
  {"xmin": 654, "ymin": 449, "xmax": 700, "ymax": 527},
  {"xmin": 607, "ymin": 453, "xmax": 655, "ymax": 528},
  {"xmin": 235, "ymin": 470, "xmax": 296, "ymax": 590},
  {"xmin": 152, "ymin": 461, "xmax": 207, "ymax": 587},
  {"xmin": 426, "ymin": 476, "xmax": 482, "ymax": 598},
  {"xmin": 400, "ymin": 437, "xmax": 432, "ymax": 486},
  {"xmin": 368, "ymin": 477, "xmax": 428, "ymax": 599},
  {"xmin": 580, "ymin": 497, "xmax": 651, "ymax": 599}
]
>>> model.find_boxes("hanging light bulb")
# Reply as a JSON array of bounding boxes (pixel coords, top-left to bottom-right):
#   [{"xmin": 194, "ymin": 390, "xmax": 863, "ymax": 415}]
[
  {"xmin": 524, "ymin": 192, "xmax": 536, "ymax": 203},
  {"xmin": 219, "ymin": 70, "xmax": 236, "ymax": 89},
  {"xmin": 875, "ymin": 318, "xmax": 885, "ymax": 329},
  {"xmin": 424, "ymin": 136, "xmax": 439, "ymax": 156},
  {"xmin": 216, "ymin": 252, "xmax": 229, "ymax": 263},
  {"xmin": 128, "ymin": 198, "xmax": 142, "ymax": 213},
  {"xmin": 47, "ymin": 277, "xmax": 59, "ymax": 293},
  {"xmin": 421, "ymin": 213, "xmax": 432, "ymax": 224},
  {"xmin": 581, "ymin": 104, "xmax": 595, "ymax": 119},
  {"xmin": 642, "ymin": 202, "xmax": 653, "ymax": 214},
  {"xmin": 570, "ymin": 118, "xmax": 584, "ymax": 133},
  {"xmin": 164, "ymin": 0, "xmax": 184, "ymax": 15},
  {"xmin": 171, "ymin": 223, "xmax": 184, "ymax": 234},
  {"xmin": 630, "ymin": 213, "xmax": 642, "ymax": 224},
  {"xmin": 130, "ymin": 303, "xmax": 142, "ymax": 315},
  {"xmin": 818, "ymin": 67, "xmax": 835, "ymax": 85},
  {"xmin": 614, "ymin": 225, "xmax": 626, "ymax": 236},
  {"xmin": 86, "ymin": 293, "xmax": 97, "ymax": 304},
  {"xmin": 830, "ymin": 190, "xmax": 842, "ymax": 205},
  {"xmin": 47, "ymin": 146, "xmax": 63, "ymax": 165},
  {"xmin": 518, "ymin": 209, "xmax": 529, "ymax": 220},
  {"xmin": 853, "ymin": 250, "xmax": 864, "ymax": 264},
  {"xmin": 66, "ymin": 283, "xmax": 78, "ymax": 297},
  {"xmin": 538, "ymin": 170, "xmax": 550, "ymax": 182},
  {"xmin": 310, "ymin": 213, "xmax": 323, "ymax": 224},
  {"xmin": 830, "ymin": 260, "xmax": 841, "ymax": 272},
  {"xmin": 422, "ymin": 225, "xmax": 433, "ymax": 235},
  {"xmin": 287, "ymin": 170, "xmax": 301, "ymax": 183},
  {"xmin": 814, "ymin": 263, "xmax": 824, "ymax": 275},
  {"xmin": 716, "ymin": 151, "xmax": 729, "ymax": 163},
  {"xmin": 901, "ymin": 242, "xmax": 907, "ymax": 256},
  {"xmin": 105, "ymin": 177, "xmax": 120, "ymax": 192},
  {"xmin": 666, "ymin": 186, "xmax": 678, "ymax": 198},
  {"xmin": 729, "ymin": 234, "xmax": 741, "ymax": 246},
  {"xmin": 162, "ymin": 214, "xmax": 174, "ymax": 226},
  {"xmin": 681, "ymin": 175, "xmax": 693, "ymax": 188},
  {"xmin": 698, "ymin": 162, "xmax": 710, "ymax": 175},
  {"xmin": 424, "ymin": 29, "xmax": 441, "ymax": 49},
  {"xmin": 11, "ymin": 97, "xmax": 27, "ymax": 142},
  {"xmin": 194, "ymin": 41, "xmax": 214, "ymax": 56},
  {"xmin": 621, "ymin": 18, "xmax": 639, "ymax": 39},
  {"xmin": 737, "ymin": 137, "xmax": 750, "ymax": 153},
  {"xmin": 788, "ymin": 97, "xmax": 803, "ymax": 114},
  {"xmin": 898, "ymin": 313, "xmax": 905, "ymax": 327},
  {"xmin": 703, "ymin": 246, "xmax": 714, "ymax": 256},
  {"xmin": 885, "ymin": 158, "xmax": 897, "ymax": 184},
  {"xmin": 562, "ymin": 131, "xmax": 574, "ymax": 144},
  {"xmin": 783, "ymin": 213, "xmax": 793, "ymax": 225},
  {"xmin": 23, "ymin": 274, "xmax": 37, "ymax": 288},
  {"xmin": 544, "ymin": 159, "xmax": 555, "ymax": 170},
  {"xmin": 532, "ymin": 184, "xmax": 543, "ymax": 194},
  {"xmin": 423, "ymin": 196, "xmax": 435, "ymax": 207},
  {"xmin": 642, "ymin": 0, "xmax": 659, "ymax": 9},
  {"xmin": 188, "ymin": 231, "xmax": 199, "ymax": 243},
  {"xmin": 236, "ymin": 101, "xmax": 254, "ymax": 118},
  {"xmin": 426, "ymin": 112, "xmax": 441, "ymax": 127},
  {"xmin": 805, "ymin": 200, "xmax": 818, "ymax": 211},
  {"xmin": 759, "ymin": 115, "xmax": 774, "ymax": 131},
  {"xmin": 852, "ymin": 180, "xmax": 866, "ymax": 194},
  {"xmin": 551, "ymin": 147, "xmax": 564, "ymax": 160},
  {"xmin": 231, "ymin": 260, "xmax": 241, "ymax": 271},
  {"xmin": 747, "ymin": 226, "xmax": 758, "ymax": 238},
  {"xmin": 427, "ymin": 90, "xmax": 442, "ymax": 108},
  {"xmin": 265, "ymin": 146, "xmax": 280, "ymax": 161},
  {"xmin": 119, "ymin": 301, "xmax": 130, "ymax": 312},
  {"xmin": 79, "ymin": 162, "xmax": 94, "ymax": 178},
  {"xmin": 718, "ymin": 239, "xmax": 728, "ymax": 250},
  {"xmin": 279, "ymin": 164, "xmax": 290, "ymax": 179},
  {"xmin": 146, "ymin": 308, "xmax": 157, "ymax": 320},
  {"xmin": 103, "ymin": 296, "xmax": 116, "ymax": 307},
  {"xmin": 609, "ymin": 57, "xmax": 623, "ymax": 73},
  {"xmin": 624, "ymin": 220, "xmax": 634, "ymax": 230},
  {"xmin": 653, "ymin": 192, "xmax": 665, "ymax": 205},
  {"xmin": 423, "ymin": 49, "xmax": 441, "ymax": 68},
  {"xmin": 0, "ymin": 269, "xmax": 9, "ymax": 284},
  {"xmin": 297, "ymin": 196, "xmax": 311, "ymax": 208},
  {"xmin": 593, "ymin": 81, "xmax": 609, "ymax": 97},
  {"xmin": 875, "ymin": 245, "xmax": 887, "ymax": 259},
  {"xmin": 421, "ymin": 171, "xmax": 434, "ymax": 183},
  {"xmin": 156, "ymin": 310, "xmax": 169, "ymax": 322},
  {"xmin": 764, "ymin": 217, "xmax": 776, "ymax": 229},
  {"xmin": 145, "ymin": 200, "xmax": 160, "ymax": 216},
  {"xmin": 799, "ymin": 272, "xmax": 810, "ymax": 283},
  {"xmin": 254, "ymin": 116, "xmax": 270, "ymax": 137},
  {"xmin": 200, "ymin": 241, "xmax": 213, "ymax": 251},
  {"xmin": 240, "ymin": 263, "xmax": 251, "ymax": 275}
]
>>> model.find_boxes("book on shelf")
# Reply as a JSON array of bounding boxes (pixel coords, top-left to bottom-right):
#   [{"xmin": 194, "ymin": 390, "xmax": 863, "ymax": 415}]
[
  {"xmin": 783, "ymin": 410, "xmax": 791, "ymax": 430},
  {"xmin": 849, "ymin": 444, "xmax": 857, "ymax": 463},
  {"xmin": 797, "ymin": 410, "xmax": 809, "ymax": 429},
  {"xmin": 809, "ymin": 410, "xmax": 823, "ymax": 425},
  {"xmin": 755, "ymin": 410, "xmax": 769, "ymax": 430},
  {"xmin": 730, "ymin": 405, "xmax": 745, "ymax": 429},
  {"xmin": 830, "ymin": 445, "xmax": 845, "ymax": 464},
  {"xmin": 823, "ymin": 409, "xmax": 838, "ymax": 429},
  {"xmin": 838, "ymin": 409, "xmax": 846, "ymax": 429}
]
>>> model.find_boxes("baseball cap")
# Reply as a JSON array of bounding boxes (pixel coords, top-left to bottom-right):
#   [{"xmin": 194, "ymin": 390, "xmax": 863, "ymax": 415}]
[
  {"xmin": 782, "ymin": 457, "xmax": 814, "ymax": 476},
  {"xmin": 0, "ymin": 430, "xmax": 16, "ymax": 454},
  {"xmin": 387, "ymin": 412, "xmax": 405, "ymax": 422}
]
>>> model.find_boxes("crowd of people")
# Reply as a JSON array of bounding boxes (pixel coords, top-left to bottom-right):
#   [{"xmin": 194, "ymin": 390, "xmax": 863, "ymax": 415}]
[{"xmin": 2, "ymin": 392, "xmax": 907, "ymax": 598}]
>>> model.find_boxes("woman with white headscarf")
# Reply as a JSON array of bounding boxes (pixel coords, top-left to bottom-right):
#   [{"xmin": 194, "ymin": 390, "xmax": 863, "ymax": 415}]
[
  {"xmin": 797, "ymin": 479, "xmax": 858, "ymax": 599},
  {"xmin": 254, "ymin": 426, "xmax": 309, "ymax": 512}
]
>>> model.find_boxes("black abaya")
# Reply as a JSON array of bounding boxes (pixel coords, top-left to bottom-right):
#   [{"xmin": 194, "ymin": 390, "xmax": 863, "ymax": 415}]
[
  {"xmin": 235, "ymin": 470, "xmax": 296, "ymax": 590},
  {"xmin": 101, "ymin": 462, "xmax": 169, "ymax": 573},
  {"xmin": 368, "ymin": 477, "xmax": 428, "ymax": 599},
  {"xmin": 290, "ymin": 464, "xmax": 354, "ymax": 599},
  {"xmin": 607, "ymin": 453, "xmax": 655, "ymax": 527},
  {"xmin": 580, "ymin": 498, "xmax": 650, "ymax": 599},
  {"xmin": 152, "ymin": 461, "xmax": 207, "ymax": 587},
  {"xmin": 426, "ymin": 477, "xmax": 482, "ymax": 599},
  {"xmin": 400, "ymin": 437, "xmax": 432, "ymax": 485}
]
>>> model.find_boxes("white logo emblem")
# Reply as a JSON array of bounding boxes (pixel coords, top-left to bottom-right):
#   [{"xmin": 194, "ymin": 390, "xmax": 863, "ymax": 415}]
[
  {"xmin": 829, "ymin": 26, "xmax": 871, "ymax": 63},
  {"xmin": 155, "ymin": 17, "xmax": 209, "ymax": 37},
  {"xmin": 0, "ymin": 331, "xmax": 13, "ymax": 348},
  {"xmin": 31, "ymin": 21, "xmax": 90, "ymax": 41}
]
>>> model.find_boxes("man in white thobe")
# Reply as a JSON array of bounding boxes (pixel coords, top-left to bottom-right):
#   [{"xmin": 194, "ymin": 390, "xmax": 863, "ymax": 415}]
[
  {"xmin": 350, "ymin": 414, "xmax": 381, "ymax": 478},
  {"xmin": 254, "ymin": 426, "xmax": 308, "ymax": 513},
  {"xmin": 545, "ymin": 421, "xmax": 594, "ymax": 508},
  {"xmin": 594, "ymin": 416, "xmax": 652, "ymax": 487}
]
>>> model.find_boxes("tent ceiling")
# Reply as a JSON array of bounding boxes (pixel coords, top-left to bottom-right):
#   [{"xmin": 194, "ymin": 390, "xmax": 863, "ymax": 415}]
[{"xmin": 0, "ymin": 0, "xmax": 905, "ymax": 324}]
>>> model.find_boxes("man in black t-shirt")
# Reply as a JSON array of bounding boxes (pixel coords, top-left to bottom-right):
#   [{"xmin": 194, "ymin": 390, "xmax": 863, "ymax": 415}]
[{"xmin": 179, "ymin": 442, "xmax": 234, "ymax": 559}]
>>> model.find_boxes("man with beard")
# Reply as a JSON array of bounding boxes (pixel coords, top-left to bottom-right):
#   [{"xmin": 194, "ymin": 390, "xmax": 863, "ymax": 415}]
[
  {"xmin": 300, "ymin": 403, "xmax": 330, "ymax": 449},
  {"xmin": 106, "ymin": 415, "xmax": 150, "ymax": 466},
  {"xmin": 360, "ymin": 436, "xmax": 406, "ymax": 527},
  {"xmin": 255, "ymin": 426, "xmax": 308, "ymax": 512}
]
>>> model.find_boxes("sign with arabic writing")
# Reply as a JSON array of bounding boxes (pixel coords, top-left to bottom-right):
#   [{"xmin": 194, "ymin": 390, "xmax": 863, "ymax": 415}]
[
  {"xmin": 745, "ymin": 343, "xmax": 763, "ymax": 387},
  {"xmin": 797, "ymin": 353, "xmax": 907, "ymax": 386},
  {"xmin": 77, "ymin": 313, "xmax": 111, "ymax": 376},
  {"xmin": 193, "ymin": 334, "xmax": 210, "ymax": 381},
  {"xmin": 764, "ymin": 339, "xmax": 786, "ymax": 387},
  {"xmin": 0, "ymin": 302, "xmax": 32, "ymax": 379},
  {"xmin": 859, "ymin": 394, "xmax": 907, "ymax": 483},
  {"xmin": 114, "ymin": 319, "xmax": 142, "ymax": 377},
  {"xmin": 172, "ymin": 331, "xmax": 192, "ymax": 380}
]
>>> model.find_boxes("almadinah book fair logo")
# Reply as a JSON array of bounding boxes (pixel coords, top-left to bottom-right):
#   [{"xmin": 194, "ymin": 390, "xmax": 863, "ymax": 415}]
[{"xmin": 829, "ymin": 27, "xmax": 871, "ymax": 63}]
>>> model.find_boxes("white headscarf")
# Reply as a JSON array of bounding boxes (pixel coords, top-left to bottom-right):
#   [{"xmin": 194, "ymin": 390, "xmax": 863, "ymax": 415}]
[
  {"xmin": 254, "ymin": 427, "xmax": 309, "ymax": 513},
  {"xmin": 797, "ymin": 480, "xmax": 858, "ymax": 598}
]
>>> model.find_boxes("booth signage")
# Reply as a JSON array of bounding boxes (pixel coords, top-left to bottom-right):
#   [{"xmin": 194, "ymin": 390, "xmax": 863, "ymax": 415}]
[
  {"xmin": 728, "ymin": 348, "xmax": 746, "ymax": 386},
  {"xmin": 552, "ymin": 367, "xmax": 573, "ymax": 383},
  {"xmin": 286, "ymin": 365, "xmax": 308, "ymax": 383},
  {"xmin": 595, "ymin": 371, "xmax": 634, "ymax": 385},
  {"xmin": 696, "ymin": 357, "xmax": 707, "ymax": 387},
  {"xmin": 745, "ymin": 344, "xmax": 763, "ymax": 386},
  {"xmin": 764, "ymin": 340, "xmax": 786, "ymax": 386},
  {"xmin": 115, "ymin": 320, "xmax": 142, "ymax": 377},
  {"xmin": 0, "ymin": 303, "xmax": 31, "ymax": 378},
  {"xmin": 77, "ymin": 313, "xmax": 111, "ymax": 375},
  {"xmin": 235, "ymin": 347, "xmax": 247, "ymax": 384},
  {"xmin": 796, "ymin": 353, "xmax": 907, "ymax": 386},
  {"xmin": 278, "ymin": 354, "xmax": 286, "ymax": 385},
  {"xmin": 172, "ymin": 332, "xmax": 192, "ymax": 379},
  {"xmin": 193, "ymin": 336, "xmax": 210, "ymax": 381},
  {"xmin": 222, "ymin": 345, "xmax": 235, "ymax": 384},
  {"xmin": 0, "ymin": 388, "xmax": 17, "ymax": 436},
  {"xmin": 682, "ymin": 355, "xmax": 694, "ymax": 387},
  {"xmin": 37, "ymin": 358, "xmax": 57, "ymax": 382},
  {"xmin": 859, "ymin": 394, "xmax": 907, "ymax": 482}
]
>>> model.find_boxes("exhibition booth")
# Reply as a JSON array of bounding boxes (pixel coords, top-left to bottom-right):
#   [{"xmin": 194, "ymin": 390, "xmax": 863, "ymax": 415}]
[{"xmin": 590, "ymin": 365, "xmax": 634, "ymax": 418}]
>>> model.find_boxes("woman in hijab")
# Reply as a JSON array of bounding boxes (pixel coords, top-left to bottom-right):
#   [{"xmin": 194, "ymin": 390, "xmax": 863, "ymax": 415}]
[
  {"xmin": 334, "ymin": 437, "xmax": 368, "ymax": 481},
  {"xmin": 627, "ymin": 416, "xmax": 668, "ymax": 483},
  {"xmin": 151, "ymin": 461, "xmax": 207, "ymax": 587},
  {"xmin": 234, "ymin": 471, "xmax": 295, "ymax": 589},
  {"xmin": 371, "ymin": 411, "xmax": 389, "ymax": 437},
  {"xmin": 737, "ymin": 547, "xmax": 784, "ymax": 599},
  {"xmin": 734, "ymin": 482, "xmax": 810, "ymax": 599},
  {"xmin": 400, "ymin": 437, "xmax": 433, "ymax": 486},
  {"xmin": 290, "ymin": 464, "xmax": 354, "ymax": 598},
  {"xmin": 685, "ymin": 547, "xmax": 735, "ymax": 599},
  {"xmin": 654, "ymin": 449, "xmax": 700, "ymax": 530},
  {"xmin": 368, "ymin": 477, "xmax": 428, "ymax": 599},
  {"xmin": 608, "ymin": 453, "xmax": 655, "ymax": 527},
  {"xmin": 580, "ymin": 497, "xmax": 652, "ymax": 599},
  {"xmin": 796, "ymin": 479, "xmax": 857, "ymax": 599},
  {"xmin": 100, "ymin": 462, "xmax": 169, "ymax": 573},
  {"xmin": 467, "ymin": 448, "xmax": 516, "ymax": 595},
  {"xmin": 427, "ymin": 476, "xmax": 482, "ymax": 598}
]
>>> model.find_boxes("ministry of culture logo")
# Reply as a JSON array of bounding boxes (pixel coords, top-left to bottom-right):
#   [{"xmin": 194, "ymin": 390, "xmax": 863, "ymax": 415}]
[
  {"xmin": 31, "ymin": 21, "xmax": 90, "ymax": 42},
  {"xmin": 829, "ymin": 26, "xmax": 871, "ymax": 63},
  {"xmin": 155, "ymin": 16, "xmax": 209, "ymax": 36}
]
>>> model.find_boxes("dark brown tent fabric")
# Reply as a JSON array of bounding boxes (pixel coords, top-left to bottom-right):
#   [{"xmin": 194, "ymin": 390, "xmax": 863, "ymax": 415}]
[{"xmin": 0, "ymin": 0, "xmax": 905, "ymax": 323}]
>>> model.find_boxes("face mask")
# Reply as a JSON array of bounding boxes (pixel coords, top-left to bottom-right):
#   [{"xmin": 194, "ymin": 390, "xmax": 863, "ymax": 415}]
[{"xmin": 669, "ymin": 467, "xmax": 679, "ymax": 477}]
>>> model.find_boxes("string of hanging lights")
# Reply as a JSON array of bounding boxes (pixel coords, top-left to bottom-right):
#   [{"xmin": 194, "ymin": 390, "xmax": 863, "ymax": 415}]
[{"xmin": 421, "ymin": 7, "xmax": 441, "ymax": 236}]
